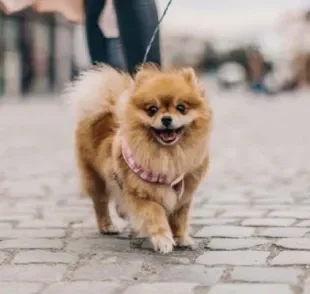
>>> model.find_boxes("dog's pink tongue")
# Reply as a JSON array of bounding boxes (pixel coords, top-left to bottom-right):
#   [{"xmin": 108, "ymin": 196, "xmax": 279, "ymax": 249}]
[{"xmin": 160, "ymin": 131, "xmax": 177, "ymax": 141}]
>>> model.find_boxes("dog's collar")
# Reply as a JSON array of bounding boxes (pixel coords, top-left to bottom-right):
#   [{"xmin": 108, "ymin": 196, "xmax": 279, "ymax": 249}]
[{"xmin": 121, "ymin": 137, "xmax": 184, "ymax": 187}]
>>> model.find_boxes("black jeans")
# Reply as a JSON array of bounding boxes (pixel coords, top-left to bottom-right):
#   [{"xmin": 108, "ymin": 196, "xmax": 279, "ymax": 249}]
[
  {"xmin": 84, "ymin": 0, "xmax": 161, "ymax": 74},
  {"xmin": 84, "ymin": 0, "xmax": 125, "ymax": 70}
]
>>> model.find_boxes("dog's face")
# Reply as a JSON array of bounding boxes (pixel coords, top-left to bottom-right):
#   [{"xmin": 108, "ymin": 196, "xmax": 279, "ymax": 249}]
[{"xmin": 124, "ymin": 66, "xmax": 212, "ymax": 147}]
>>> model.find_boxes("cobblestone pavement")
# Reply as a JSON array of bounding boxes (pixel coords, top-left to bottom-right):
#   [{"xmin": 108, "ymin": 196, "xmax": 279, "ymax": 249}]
[{"xmin": 1, "ymin": 86, "xmax": 310, "ymax": 294}]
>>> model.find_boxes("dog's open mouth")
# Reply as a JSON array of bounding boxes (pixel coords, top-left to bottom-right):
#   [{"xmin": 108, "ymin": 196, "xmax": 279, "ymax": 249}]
[{"xmin": 151, "ymin": 127, "xmax": 185, "ymax": 145}]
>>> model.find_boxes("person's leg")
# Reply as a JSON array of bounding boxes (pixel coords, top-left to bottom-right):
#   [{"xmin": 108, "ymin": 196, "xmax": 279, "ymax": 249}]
[
  {"xmin": 113, "ymin": 0, "xmax": 161, "ymax": 75},
  {"xmin": 84, "ymin": 0, "xmax": 107, "ymax": 65},
  {"xmin": 106, "ymin": 37, "xmax": 126, "ymax": 70},
  {"xmin": 84, "ymin": 0, "xmax": 125, "ymax": 70},
  {"xmin": 19, "ymin": 14, "xmax": 33, "ymax": 95}
]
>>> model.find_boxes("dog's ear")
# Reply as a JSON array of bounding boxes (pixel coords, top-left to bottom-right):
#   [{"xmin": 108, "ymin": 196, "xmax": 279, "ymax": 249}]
[
  {"xmin": 181, "ymin": 68, "xmax": 205, "ymax": 96},
  {"xmin": 134, "ymin": 70, "xmax": 154, "ymax": 86},
  {"xmin": 134, "ymin": 63, "xmax": 159, "ymax": 86},
  {"xmin": 180, "ymin": 67, "xmax": 198, "ymax": 85}
]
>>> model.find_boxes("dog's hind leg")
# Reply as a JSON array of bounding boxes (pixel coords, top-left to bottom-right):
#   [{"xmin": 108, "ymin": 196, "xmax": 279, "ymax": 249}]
[{"xmin": 78, "ymin": 159, "xmax": 119, "ymax": 235}]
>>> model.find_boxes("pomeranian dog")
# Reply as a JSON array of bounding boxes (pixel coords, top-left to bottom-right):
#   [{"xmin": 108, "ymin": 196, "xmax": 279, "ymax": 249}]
[{"xmin": 67, "ymin": 64, "xmax": 212, "ymax": 253}]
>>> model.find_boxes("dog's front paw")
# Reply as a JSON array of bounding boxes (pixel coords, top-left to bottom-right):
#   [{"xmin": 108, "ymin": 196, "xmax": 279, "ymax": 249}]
[
  {"xmin": 151, "ymin": 232, "xmax": 175, "ymax": 254},
  {"xmin": 175, "ymin": 235, "xmax": 197, "ymax": 250}
]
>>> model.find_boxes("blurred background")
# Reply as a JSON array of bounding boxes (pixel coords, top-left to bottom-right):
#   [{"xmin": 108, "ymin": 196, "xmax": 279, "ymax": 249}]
[{"xmin": 0, "ymin": 0, "xmax": 310, "ymax": 97}]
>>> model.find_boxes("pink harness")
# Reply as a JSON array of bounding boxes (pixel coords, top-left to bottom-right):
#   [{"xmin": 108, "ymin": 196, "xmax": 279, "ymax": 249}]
[{"xmin": 121, "ymin": 138, "xmax": 184, "ymax": 193}]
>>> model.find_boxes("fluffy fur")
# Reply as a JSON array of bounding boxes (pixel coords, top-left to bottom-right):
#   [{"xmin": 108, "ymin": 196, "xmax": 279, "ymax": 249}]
[{"xmin": 66, "ymin": 64, "xmax": 212, "ymax": 253}]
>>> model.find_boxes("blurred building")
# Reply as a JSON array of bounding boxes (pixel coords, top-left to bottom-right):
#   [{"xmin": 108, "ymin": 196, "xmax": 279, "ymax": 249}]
[{"xmin": 0, "ymin": 8, "xmax": 78, "ymax": 97}]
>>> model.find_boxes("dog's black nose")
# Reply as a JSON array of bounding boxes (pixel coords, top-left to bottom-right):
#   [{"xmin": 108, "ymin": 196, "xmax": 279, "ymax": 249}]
[{"xmin": 161, "ymin": 116, "xmax": 172, "ymax": 127}]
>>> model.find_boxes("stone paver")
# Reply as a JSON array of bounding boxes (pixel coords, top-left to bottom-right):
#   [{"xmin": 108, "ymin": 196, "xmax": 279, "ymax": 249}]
[
  {"xmin": 206, "ymin": 238, "xmax": 269, "ymax": 250},
  {"xmin": 0, "ymin": 229, "xmax": 66, "ymax": 239},
  {"xmin": 192, "ymin": 209, "xmax": 217, "ymax": 218},
  {"xmin": 271, "ymin": 251, "xmax": 310, "ymax": 265},
  {"xmin": 0, "ymin": 239, "xmax": 64, "ymax": 249},
  {"xmin": 0, "ymin": 282, "xmax": 43, "ymax": 294},
  {"xmin": 0, "ymin": 265, "xmax": 67, "ymax": 282},
  {"xmin": 41, "ymin": 282, "xmax": 121, "ymax": 294},
  {"xmin": 208, "ymin": 284, "xmax": 293, "ymax": 294},
  {"xmin": 0, "ymin": 223, "xmax": 13, "ymax": 229},
  {"xmin": 17, "ymin": 220, "xmax": 69, "ymax": 229},
  {"xmin": 242, "ymin": 218, "xmax": 296, "ymax": 227},
  {"xmin": 230, "ymin": 267, "xmax": 302, "ymax": 284},
  {"xmin": 190, "ymin": 218, "xmax": 238, "ymax": 225},
  {"xmin": 72, "ymin": 260, "xmax": 143, "ymax": 281},
  {"xmin": 123, "ymin": 283, "xmax": 197, "ymax": 294},
  {"xmin": 220, "ymin": 210, "xmax": 265, "ymax": 218},
  {"xmin": 196, "ymin": 251, "xmax": 270, "ymax": 266},
  {"xmin": 256, "ymin": 227, "xmax": 309, "ymax": 238},
  {"xmin": 297, "ymin": 220, "xmax": 310, "ymax": 227},
  {"xmin": 269, "ymin": 211, "xmax": 310, "ymax": 219},
  {"xmin": 148, "ymin": 265, "xmax": 223, "ymax": 285},
  {"xmin": 1, "ymin": 89, "xmax": 310, "ymax": 292},
  {"xmin": 13, "ymin": 251, "xmax": 78, "ymax": 264},
  {"xmin": 276, "ymin": 238, "xmax": 310, "ymax": 250},
  {"xmin": 195, "ymin": 226, "xmax": 255, "ymax": 238}
]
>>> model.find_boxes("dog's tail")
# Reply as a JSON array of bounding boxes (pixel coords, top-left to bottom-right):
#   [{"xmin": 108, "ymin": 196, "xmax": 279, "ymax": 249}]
[{"xmin": 64, "ymin": 64, "xmax": 131, "ymax": 122}]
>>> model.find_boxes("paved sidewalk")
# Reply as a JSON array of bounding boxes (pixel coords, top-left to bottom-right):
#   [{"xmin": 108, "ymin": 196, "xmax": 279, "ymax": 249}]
[{"xmin": 1, "ymin": 88, "xmax": 310, "ymax": 294}]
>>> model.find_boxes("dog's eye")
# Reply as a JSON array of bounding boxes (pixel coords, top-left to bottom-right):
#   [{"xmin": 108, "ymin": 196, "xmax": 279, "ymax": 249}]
[
  {"xmin": 176, "ymin": 104, "xmax": 186, "ymax": 114},
  {"xmin": 147, "ymin": 105, "xmax": 158, "ymax": 117}
]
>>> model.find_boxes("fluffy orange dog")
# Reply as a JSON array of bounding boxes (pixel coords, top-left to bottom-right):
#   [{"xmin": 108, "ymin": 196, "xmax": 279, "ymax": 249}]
[{"xmin": 67, "ymin": 64, "xmax": 212, "ymax": 253}]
